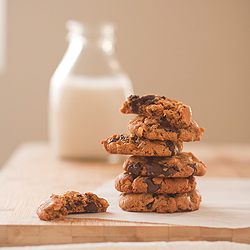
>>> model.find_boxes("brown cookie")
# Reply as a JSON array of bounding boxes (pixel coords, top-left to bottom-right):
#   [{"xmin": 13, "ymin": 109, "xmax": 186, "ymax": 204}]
[
  {"xmin": 123, "ymin": 152, "xmax": 207, "ymax": 178},
  {"xmin": 36, "ymin": 191, "xmax": 109, "ymax": 221},
  {"xmin": 120, "ymin": 94, "xmax": 192, "ymax": 128},
  {"xmin": 101, "ymin": 134, "xmax": 183, "ymax": 157},
  {"xmin": 115, "ymin": 172, "xmax": 196, "ymax": 194},
  {"xmin": 128, "ymin": 115, "xmax": 205, "ymax": 142},
  {"xmin": 118, "ymin": 189, "xmax": 201, "ymax": 213}
]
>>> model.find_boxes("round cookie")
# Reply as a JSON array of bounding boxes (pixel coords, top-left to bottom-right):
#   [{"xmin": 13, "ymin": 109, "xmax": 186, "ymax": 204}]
[
  {"xmin": 115, "ymin": 172, "xmax": 196, "ymax": 194},
  {"xmin": 123, "ymin": 152, "xmax": 207, "ymax": 178},
  {"xmin": 128, "ymin": 115, "xmax": 205, "ymax": 142},
  {"xmin": 102, "ymin": 134, "xmax": 183, "ymax": 157},
  {"xmin": 120, "ymin": 94, "xmax": 192, "ymax": 128},
  {"xmin": 118, "ymin": 189, "xmax": 201, "ymax": 213}
]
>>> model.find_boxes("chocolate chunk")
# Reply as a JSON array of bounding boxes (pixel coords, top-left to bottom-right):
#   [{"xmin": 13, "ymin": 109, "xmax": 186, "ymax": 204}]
[
  {"xmin": 85, "ymin": 201, "xmax": 98, "ymax": 212},
  {"xmin": 166, "ymin": 141, "xmax": 175, "ymax": 156},
  {"xmin": 145, "ymin": 161, "xmax": 178, "ymax": 177},
  {"xmin": 128, "ymin": 95, "xmax": 139, "ymax": 101},
  {"xmin": 129, "ymin": 96, "xmax": 141, "ymax": 113},
  {"xmin": 127, "ymin": 162, "xmax": 142, "ymax": 178},
  {"xmin": 145, "ymin": 119, "xmax": 179, "ymax": 135},
  {"xmin": 131, "ymin": 104, "xmax": 139, "ymax": 114},
  {"xmin": 144, "ymin": 97, "xmax": 156, "ymax": 106},
  {"xmin": 163, "ymin": 167, "xmax": 176, "ymax": 176},
  {"xmin": 146, "ymin": 201, "xmax": 154, "ymax": 210},
  {"xmin": 129, "ymin": 95, "xmax": 156, "ymax": 113},
  {"xmin": 145, "ymin": 161, "xmax": 163, "ymax": 176},
  {"xmin": 189, "ymin": 164, "xmax": 197, "ymax": 177},
  {"xmin": 143, "ymin": 178, "xmax": 160, "ymax": 193},
  {"xmin": 140, "ymin": 95, "xmax": 155, "ymax": 104}
]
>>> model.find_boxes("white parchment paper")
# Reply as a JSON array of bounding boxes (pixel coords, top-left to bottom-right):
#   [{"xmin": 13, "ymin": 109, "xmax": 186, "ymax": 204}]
[{"xmin": 68, "ymin": 178, "xmax": 250, "ymax": 229}]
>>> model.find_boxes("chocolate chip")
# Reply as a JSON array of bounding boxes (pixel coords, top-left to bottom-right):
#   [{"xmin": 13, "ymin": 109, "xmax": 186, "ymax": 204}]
[
  {"xmin": 85, "ymin": 201, "xmax": 98, "ymax": 212},
  {"xmin": 166, "ymin": 141, "xmax": 175, "ymax": 156},
  {"xmin": 144, "ymin": 99, "xmax": 156, "ymax": 106},
  {"xmin": 143, "ymin": 178, "xmax": 160, "ymax": 193},
  {"xmin": 146, "ymin": 201, "xmax": 154, "ymax": 210},
  {"xmin": 189, "ymin": 164, "xmax": 197, "ymax": 176},
  {"xmin": 129, "ymin": 95, "xmax": 156, "ymax": 113},
  {"xmin": 140, "ymin": 95, "xmax": 155, "ymax": 103},
  {"xmin": 127, "ymin": 162, "xmax": 142, "ymax": 178},
  {"xmin": 145, "ymin": 161, "xmax": 163, "ymax": 176},
  {"xmin": 163, "ymin": 167, "xmax": 176, "ymax": 176},
  {"xmin": 129, "ymin": 96, "xmax": 141, "ymax": 113},
  {"xmin": 128, "ymin": 95, "xmax": 139, "ymax": 101},
  {"xmin": 145, "ymin": 161, "xmax": 179, "ymax": 177}
]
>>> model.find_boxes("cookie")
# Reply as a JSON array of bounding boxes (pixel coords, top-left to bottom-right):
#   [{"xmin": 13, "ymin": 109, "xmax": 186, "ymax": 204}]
[
  {"xmin": 120, "ymin": 94, "xmax": 192, "ymax": 128},
  {"xmin": 128, "ymin": 115, "xmax": 205, "ymax": 142},
  {"xmin": 36, "ymin": 191, "xmax": 109, "ymax": 221},
  {"xmin": 101, "ymin": 134, "xmax": 183, "ymax": 157},
  {"xmin": 123, "ymin": 152, "xmax": 207, "ymax": 178},
  {"xmin": 118, "ymin": 189, "xmax": 201, "ymax": 213},
  {"xmin": 115, "ymin": 172, "xmax": 196, "ymax": 194}
]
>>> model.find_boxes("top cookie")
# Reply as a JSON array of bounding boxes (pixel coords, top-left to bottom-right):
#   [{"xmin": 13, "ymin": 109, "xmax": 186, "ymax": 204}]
[{"xmin": 120, "ymin": 94, "xmax": 192, "ymax": 128}]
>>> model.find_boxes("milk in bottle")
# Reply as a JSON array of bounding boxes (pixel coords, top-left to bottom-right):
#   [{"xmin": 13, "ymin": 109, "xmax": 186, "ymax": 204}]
[{"xmin": 49, "ymin": 21, "xmax": 133, "ymax": 160}]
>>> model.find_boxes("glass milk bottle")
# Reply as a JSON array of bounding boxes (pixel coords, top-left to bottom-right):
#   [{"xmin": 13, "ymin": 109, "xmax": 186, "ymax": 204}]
[{"xmin": 49, "ymin": 20, "xmax": 133, "ymax": 160}]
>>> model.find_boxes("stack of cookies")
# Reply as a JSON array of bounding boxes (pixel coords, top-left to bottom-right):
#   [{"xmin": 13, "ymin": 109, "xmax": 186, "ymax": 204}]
[{"xmin": 102, "ymin": 94, "xmax": 206, "ymax": 213}]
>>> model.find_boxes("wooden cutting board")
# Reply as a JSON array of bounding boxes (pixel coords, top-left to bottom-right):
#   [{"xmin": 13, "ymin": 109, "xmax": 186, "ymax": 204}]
[{"xmin": 0, "ymin": 142, "xmax": 250, "ymax": 246}]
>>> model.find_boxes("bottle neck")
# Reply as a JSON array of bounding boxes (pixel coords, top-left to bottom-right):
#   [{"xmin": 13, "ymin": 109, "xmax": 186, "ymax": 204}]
[
  {"xmin": 64, "ymin": 21, "xmax": 121, "ymax": 77},
  {"xmin": 66, "ymin": 20, "xmax": 116, "ymax": 53}
]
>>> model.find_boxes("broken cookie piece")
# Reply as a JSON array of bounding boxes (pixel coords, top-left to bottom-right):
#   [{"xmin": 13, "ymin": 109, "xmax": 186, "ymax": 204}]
[
  {"xmin": 36, "ymin": 191, "xmax": 109, "ymax": 221},
  {"xmin": 120, "ymin": 94, "xmax": 192, "ymax": 128}
]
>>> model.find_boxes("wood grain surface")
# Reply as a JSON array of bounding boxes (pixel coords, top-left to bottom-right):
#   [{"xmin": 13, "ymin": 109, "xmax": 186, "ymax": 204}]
[{"xmin": 0, "ymin": 142, "xmax": 250, "ymax": 246}]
